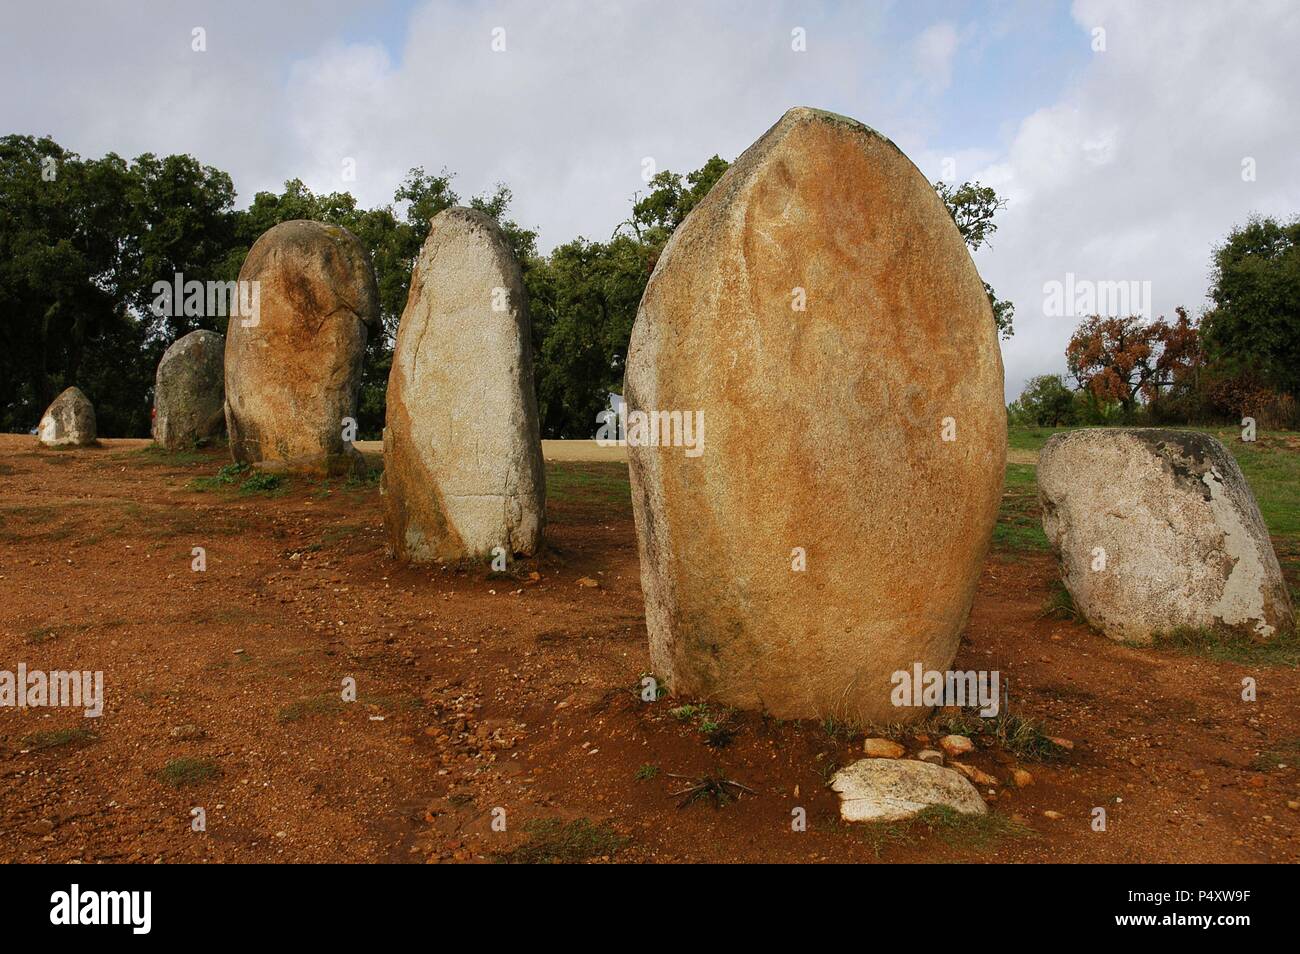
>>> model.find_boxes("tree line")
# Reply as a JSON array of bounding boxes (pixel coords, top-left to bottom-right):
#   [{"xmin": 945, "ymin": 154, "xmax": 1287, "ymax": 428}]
[
  {"xmin": 1, "ymin": 133, "xmax": 1012, "ymax": 439},
  {"xmin": 1010, "ymin": 214, "xmax": 1300, "ymax": 430}
]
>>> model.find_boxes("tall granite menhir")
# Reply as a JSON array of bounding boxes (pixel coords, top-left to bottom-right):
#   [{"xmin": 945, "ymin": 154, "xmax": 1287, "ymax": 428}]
[
  {"xmin": 224, "ymin": 220, "xmax": 379, "ymax": 475},
  {"xmin": 625, "ymin": 107, "xmax": 1007, "ymax": 725},
  {"xmin": 383, "ymin": 207, "xmax": 545, "ymax": 563}
]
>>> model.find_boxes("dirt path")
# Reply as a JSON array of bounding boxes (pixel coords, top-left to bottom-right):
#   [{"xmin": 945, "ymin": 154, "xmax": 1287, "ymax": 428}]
[{"xmin": 1, "ymin": 435, "xmax": 1295, "ymax": 863}]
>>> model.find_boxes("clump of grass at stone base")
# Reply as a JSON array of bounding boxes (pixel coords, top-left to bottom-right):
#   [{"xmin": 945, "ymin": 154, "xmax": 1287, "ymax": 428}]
[
  {"xmin": 494, "ymin": 818, "xmax": 625, "ymax": 864},
  {"xmin": 852, "ymin": 805, "xmax": 1034, "ymax": 858},
  {"xmin": 933, "ymin": 707, "xmax": 1069, "ymax": 762},
  {"xmin": 188, "ymin": 461, "xmax": 285, "ymax": 495},
  {"xmin": 1151, "ymin": 624, "xmax": 1300, "ymax": 667}
]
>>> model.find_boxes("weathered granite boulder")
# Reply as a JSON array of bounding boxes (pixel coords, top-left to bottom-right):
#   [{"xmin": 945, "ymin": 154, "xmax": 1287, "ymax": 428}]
[
  {"xmin": 38, "ymin": 387, "xmax": 97, "ymax": 447},
  {"xmin": 153, "ymin": 330, "xmax": 225, "ymax": 449},
  {"xmin": 831, "ymin": 758, "xmax": 988, "ymax": 823},
  {"xmin": 624, "ymin": 107, "xmax": 1006, "ymax": 724},
  {"xmin": 224, "ymin": 220, "xmax": 379, "ymax": 475},
  {"xmin": 383, "ymin": 207, "xmax": 545, "ymax": 562},
  {"xmin": 1039, "ymin": 428, "xmax": 1295, "ymax": 642}
]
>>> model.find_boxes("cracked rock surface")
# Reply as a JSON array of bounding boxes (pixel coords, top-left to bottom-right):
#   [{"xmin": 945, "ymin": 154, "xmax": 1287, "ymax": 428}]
[
  {"xmin": 383, "ymin": 207, "xmax": 545, "ymax": 563},
  {"xmin": 624, "ymin": 107, "xmax": 1006, "ymax": 724},
  {"xmin": 223, "ymin": 219, "xmax": 379, "ymax": 475},
  {"xmin": 1038, "ymin": 428, "xmax": 1295, "ymax": 642}
]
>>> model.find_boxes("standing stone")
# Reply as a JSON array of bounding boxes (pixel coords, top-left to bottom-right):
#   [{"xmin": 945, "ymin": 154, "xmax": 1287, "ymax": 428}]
[
  {"xmin": 153, "ymin": 330, "xmax": 226, "ymax": 449},
  {"xmin": 1039, "ymin": 428, "xmax": 1295, "ymax": 642},
  {"xmin": 383, "ymin": 207, "xmax": 545, "ymax": 563},
  {"xmin": 625, "ymin": 107, "xmax": 1006, "ymax": 725},
  {"xmin": 38, "ymin": 387, "xmax": 97, "ymax": 447},
  {"xmin": 224, "ymin": 220, "xmax": 379, "ymax": 475}
]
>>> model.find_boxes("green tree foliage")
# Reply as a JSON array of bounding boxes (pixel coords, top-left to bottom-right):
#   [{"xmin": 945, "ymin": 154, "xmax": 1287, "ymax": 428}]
[
  {"xmin": 1201, "ymin": 215, "xmax": 1300, "ymax": 399},
  {"xmin": 934, "ymin": 180, "xmax": 1015, "ymax": 340},
  {"xmin": 0, "ymin": 135, "xmax": 237, "ymax": 436},
  {"xmin": 1007, "ymin": 374, "xmax": 1077, "ymax": 426},
  {"xmin": 1, "ymin": 134, "xmax": 1020, "ymax": 442}
]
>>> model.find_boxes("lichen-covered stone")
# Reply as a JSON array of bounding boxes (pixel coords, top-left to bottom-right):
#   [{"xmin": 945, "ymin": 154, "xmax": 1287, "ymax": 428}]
[
  {"xmin": 624, "ymin": 107, "xmax": 1006, "ymax": 724},
  {"xmin": 153, "ymin": 330, "xmax": 225, "ymax": 449},
  {"xmin": 383, "ymin": 208, "xmax": 545, "ymax": 562},
  {"xmin": 224, "ymin": 220, "xmax": 379, "ymax": 475},
  {"xmin": 1039, "ymin": 428, "xmax": 1295, "ymax": 642}
]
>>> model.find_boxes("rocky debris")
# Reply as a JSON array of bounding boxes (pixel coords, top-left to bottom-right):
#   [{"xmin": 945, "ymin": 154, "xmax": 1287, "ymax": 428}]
[
  {"xmin": 940, "ymin": 734, "xmax": 974, "ymax": 757},
  {"xmin": 950, "ymin": 762, "xmax": 998, "ymax": 787},
  {"xmin": 916, "ymin": 749, "xmax": 945, "ymax": 764},
  {"xmin": 831, "ymin": 757, "xmax": 988, "ymax": 823},
  {"xmin": 863, "ymin": 738, "xmax": 906, "ymax": 759}
]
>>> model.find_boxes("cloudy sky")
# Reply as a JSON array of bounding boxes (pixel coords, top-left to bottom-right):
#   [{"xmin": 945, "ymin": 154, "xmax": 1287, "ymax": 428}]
[{"xmin": 3, "ymin": 0, "xmax": 1298, "ymax": 399}]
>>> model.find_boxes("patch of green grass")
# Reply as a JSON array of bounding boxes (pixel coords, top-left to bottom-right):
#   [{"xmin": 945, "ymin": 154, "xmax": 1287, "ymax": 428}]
[
  {"xmin": 935, "ymin": 707, "xmax": 1068, "ymax": 762},
  {"xmin": 822, "ymin": 717, "xmax": 860, "ymax": 742},
  {"xmin": 855, "ymin": 806, "xmax": 1033, "ymax": 857},
  {"xmin": 117, "ymin": 444, "xmax": 208, "ymax": 466},
  {"xmin": 495, "ymin": 817, "xmax": 625, "ymax": 864},
  {"xmin": 1040, "ymin": 579, "xmax": 1081, "ymax": 622},
  {"xmin": 1152, "ymin": 624, "xmax": 1300, "ymax": 667},
  {"xmin": 159, "ymin": 757, "xmax": 221, "ymax": 787},
  {"xmin": 634, "ymin": 764, "xmax": 660, "ymax": 781},
  {"xmin": 344, "ymin": 467, "xmax": 382, "ymax": 491},
  {"xmin": 545, "ymin": 461, "xmax": 631, "ymax": 512},
  {"xmin": 993, "ymin": 463, "xmax": 1050, "ymax": 554},
  {"xmin": 1007, "ymin": 426, "xmax": 1065, "ymax": 454},
  {"xmin": 668, "ymin": 702, "xmax": 736, "ymax": 746},
  {"xmin": 23, "ymin": 727, "xmax": 96, "ymax": 750},
  {"xmin": 188, "ymin": 461, "xmax": 249, "ymax": 491},
  {"xmin": 24, "ymin": 622, "xmax": 93, "ymax": 645},
  {"xmin": 277, "ymin": 694, "xmax": 346, "ymax": 723},
  {"xmin": 1251, "ymin": 737, "xmax": 1300, "ymax": 771},
  {"xmin": 240, "ymin": 471, "xmax": 284, "ymax": 495}
]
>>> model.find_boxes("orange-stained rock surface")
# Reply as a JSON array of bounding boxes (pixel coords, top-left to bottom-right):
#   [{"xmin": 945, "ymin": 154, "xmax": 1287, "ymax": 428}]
[
  {"xmin": 224, "ymin": 219, "xmax": 379, "ymax": 475},
  {"xmin": 625, "ymin": 107, "xmax": 1006, "ymax": 724}
]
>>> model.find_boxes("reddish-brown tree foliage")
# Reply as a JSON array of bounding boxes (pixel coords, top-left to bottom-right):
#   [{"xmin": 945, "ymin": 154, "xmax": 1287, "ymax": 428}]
[{"xmin": 1065, "ymin": 308, "xmax": 1202, "ymax": 414}]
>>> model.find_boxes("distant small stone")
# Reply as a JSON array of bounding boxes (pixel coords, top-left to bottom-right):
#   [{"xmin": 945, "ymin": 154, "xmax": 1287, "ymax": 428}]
[
  {"xmin": 1048, "ymin": 737, "xmax": 1075, "ymax": 751},
  {"xmin": 1043, "ymin": 810, "xmax": 1064, "ymax": 820},
  {"xmin": 915, "ymin": 749, "xmax": 944, "ymax": 764},
  {"xmin": 940, "ymin": 734, "xmax": 974, "ymax": 757},
  {"xmin": 38, "ymin": 387, "xmax": 96, "ymax": 447},
  {"xmin": 863, "ymin": 738, "xmax": 905, "ymax": 759},
  {"xmin": 1012, "ymin": 768, "xmax": 1035, "ymax": 788},
  {"xmin": 170, "ymin": 724, "xmax": 205, "ymax": 741}
]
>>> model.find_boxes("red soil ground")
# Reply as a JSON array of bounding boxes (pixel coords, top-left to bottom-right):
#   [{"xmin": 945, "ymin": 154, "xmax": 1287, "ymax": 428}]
[{"xmin": 1, "ymin": 434, "xmax": 1297, "ymax": 863}]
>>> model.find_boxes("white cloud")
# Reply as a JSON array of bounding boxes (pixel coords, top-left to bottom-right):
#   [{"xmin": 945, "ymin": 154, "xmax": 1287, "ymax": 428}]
[
  {"xmin": 977, "ymin": 0, "xmax": 1300, "ymax": 399},
  {"xmin": 913, "ymin": 22, "xmax": 960, "ymax": 94}
]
